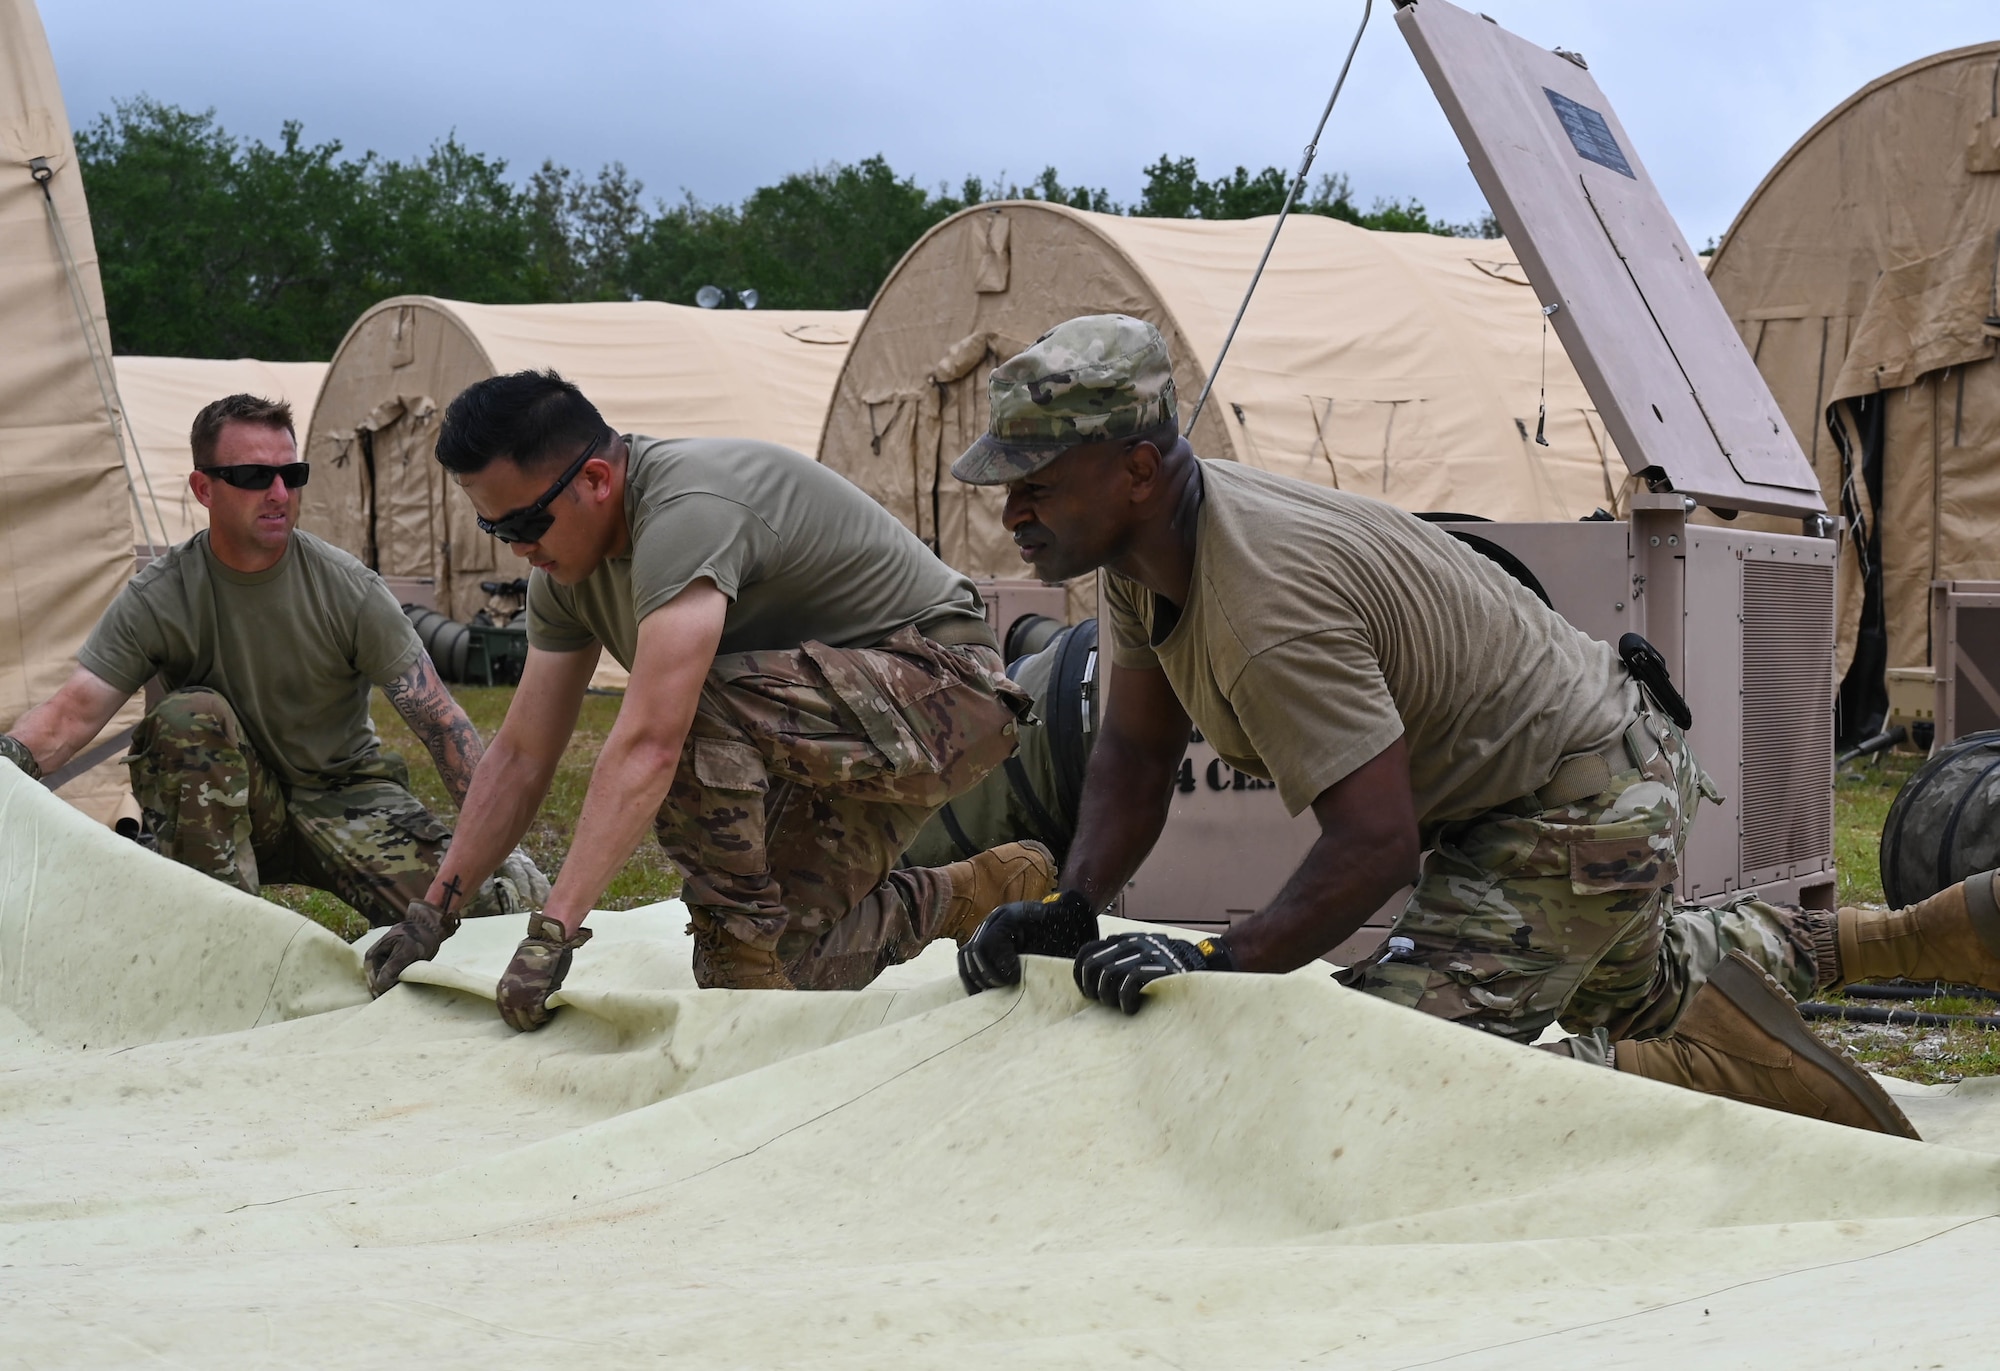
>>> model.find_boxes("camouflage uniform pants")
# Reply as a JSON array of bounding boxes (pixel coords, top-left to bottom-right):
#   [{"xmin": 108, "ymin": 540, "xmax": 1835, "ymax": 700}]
[
  {"xmin": 1339, "ymin": 694, "xmax": 1828, "ymax": 1064},
  {"xmin": 656, "ymin": 625, "xmax": 1028, "ymax": 991},
  {"xmin": 125, "ymin": 688, "xmax": 498, "ymax": 928}
]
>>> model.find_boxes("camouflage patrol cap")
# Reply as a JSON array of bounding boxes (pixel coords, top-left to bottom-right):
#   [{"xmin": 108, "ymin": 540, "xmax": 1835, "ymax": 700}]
[{"xmin": 951, "ymin": 314, "xmax": 1177, "ymax": 485}]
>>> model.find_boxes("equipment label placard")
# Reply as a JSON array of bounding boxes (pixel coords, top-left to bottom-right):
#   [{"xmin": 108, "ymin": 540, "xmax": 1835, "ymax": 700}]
[{"xmin": 1544, "ymin": 88, "xmax": 1635, "ymax": 178}]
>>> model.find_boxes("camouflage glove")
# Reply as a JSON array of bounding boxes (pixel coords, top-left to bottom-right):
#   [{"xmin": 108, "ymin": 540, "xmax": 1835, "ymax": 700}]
[
  {"xmin": 0, "ymin": 734, "xmax": 42, "ymax": 782},
  {"xmin": 363, "ymin": 900, "xmax": 460, "ymax": 998},
  {"xmin": 490, "ymin": 847, "xmax": 553, "ymax": 914},
  {"xmin": 959, "ymin": 891, "xmax": 1100, "ymax": 995},
  {"xmin": 1074, "ymin": 930, "xmax": 1235, "ymax": 1015},
  {"xmin": 496, "ymin": 915, "xmax": 593, "ymax": 1032}
]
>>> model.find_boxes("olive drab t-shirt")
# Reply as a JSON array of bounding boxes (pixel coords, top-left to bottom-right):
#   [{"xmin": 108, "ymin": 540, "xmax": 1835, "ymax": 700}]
[
  {"xmin": 78, "ymin": 531, "xmax": 424, "ymax": 789},
  {"xmin": 1103, "ymin": 461, "xmax": 1636, "ymax": 834},
  {"xmin": 526, "ymin": 435, "xmax": 987, "ymax": 666}
]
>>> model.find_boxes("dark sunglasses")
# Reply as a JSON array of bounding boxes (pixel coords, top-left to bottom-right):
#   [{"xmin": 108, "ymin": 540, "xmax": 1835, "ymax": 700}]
[
  {"xmin": 204, "ymin": 462, "xmax": 311, "ymax": 491},
  {"xmin": 475, "ymin": 435, "xmax": 602, "ymax": 544}
]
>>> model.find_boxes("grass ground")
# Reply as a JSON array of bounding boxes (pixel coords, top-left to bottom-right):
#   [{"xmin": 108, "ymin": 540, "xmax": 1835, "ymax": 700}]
[
  {"xmin": 268, "ymin": 698, "xmax": 1996, "ymax": 1083},
  {"xmin": 1808, "ymin": 745, "xmax": 2000, "ymax": 1083},
  {"xmin": 260, "ymin": 685, "xmax": 680, "ymax": 941}
]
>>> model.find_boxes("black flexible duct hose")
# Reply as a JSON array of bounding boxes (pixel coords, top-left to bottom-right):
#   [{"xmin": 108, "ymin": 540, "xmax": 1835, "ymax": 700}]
[{"xmin": 403, "ymin": 606, "xmax": 471, "ymax": 682}]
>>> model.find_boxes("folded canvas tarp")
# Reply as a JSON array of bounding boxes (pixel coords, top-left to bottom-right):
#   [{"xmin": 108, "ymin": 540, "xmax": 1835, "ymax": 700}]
[
  {"xmin": 4, "ymin": 762, "xmax": 2000, "ymax": 1367},
  {"xmin": 114, "ymin": 355, "xmax": 329, "ymax": 550},
  {"xmin": 303, "ymin": 297, "xmax": 861, "ymax": 622},
  {"xmin": 1707, "ymin": 42, "xmax": 2000, "ymax": 698},
  {"xmin": 821, "ymin": 203, "xmax": 1622, "ymax": 618},
  {"xmin": 0, "ymin": 0, "xmax": 148, "ymax": 824}
]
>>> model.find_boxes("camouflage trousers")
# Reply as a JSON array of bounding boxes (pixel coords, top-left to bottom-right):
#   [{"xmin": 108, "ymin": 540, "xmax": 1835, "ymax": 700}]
[
  {"xmin": 1339, "ymin": 695, "xmax": 1828, "ymax": 1064},
  {"xmin": 656, "ymin": 625, "xmax": 1029, "ymax": 991},
  {"xmin": 125, "ymin": 688, "xmax": 499, "ymax": 928}
]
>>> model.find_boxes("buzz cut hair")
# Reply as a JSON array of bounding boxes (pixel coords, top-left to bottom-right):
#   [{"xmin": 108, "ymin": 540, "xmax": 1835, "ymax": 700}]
[{"xmin": 189, "ymin": 394, "xmax": 297, "ymax": 469}]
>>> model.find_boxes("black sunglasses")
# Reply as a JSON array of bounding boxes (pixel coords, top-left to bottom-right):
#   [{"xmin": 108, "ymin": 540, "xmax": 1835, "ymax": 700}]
[
  {"xmin": 204, "ymin": 462, "xmax": 311, "ymax": 491},
  {"xmin": 475, "ymin": 435, "xmax": 603, "ymax": 544}
]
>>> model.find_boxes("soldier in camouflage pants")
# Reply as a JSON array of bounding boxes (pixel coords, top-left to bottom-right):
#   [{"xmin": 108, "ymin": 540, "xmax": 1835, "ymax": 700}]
[
  {"xmin": 128, "ymin": 688, "xmax": 515, "ymax": 927},
  {"xmin": 1338, "ymin": 695, "xmax": 1829, "ymax": 1063},
  {"xmin": 660, "ymin": 625, "xmax": 1030, "ymax": 990}
]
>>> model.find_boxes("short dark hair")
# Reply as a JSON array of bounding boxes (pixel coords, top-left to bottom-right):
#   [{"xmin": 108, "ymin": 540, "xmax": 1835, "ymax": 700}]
[
  {"xmin": 435, "ymin": 369, "xmax": 612, "ymax": 475},
  {"xmin": 1128, "ymin": 415, "xmax": 1181, "ymax": 455},
  {"xmin": 190, "ymin": 394, "xmax": 296, "ymax": 468}
]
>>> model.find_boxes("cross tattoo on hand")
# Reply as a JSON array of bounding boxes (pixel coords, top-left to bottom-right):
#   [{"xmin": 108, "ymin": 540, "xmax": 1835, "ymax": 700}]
[{"xmin": 439, "ymin": 874, "xmax": 464, "ymax": 914}]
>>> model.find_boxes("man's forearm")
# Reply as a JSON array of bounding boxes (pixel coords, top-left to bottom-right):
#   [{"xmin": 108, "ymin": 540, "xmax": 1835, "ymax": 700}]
[
  {"xmin": 425, "ymin": 737, "xmax": 554, "ymax": 912},
  {"xmin": 1062, "ymin": 729, "xmax": 1180, "ymax": 910},
  {"xmin": 383, "ymin": 659, "xmax": 485, "ymax": 810},
  {"xmin": 415, "ymin": 711, "xmax": 485, "ymax": 810},
  {"xmin": 1223, "ymin": 833, "xmax": 1410, "ymax": 973},
  {"xmin": 539, "ymin": 731, "xmax": 683, "ymax": 933},
  {"xmin": 1222, "ymin": 740, "xmax": 1421, "ymax": 974},
  {"xmin": 7, "ymin": 670, "xmax": 131, "ymax": 776}
]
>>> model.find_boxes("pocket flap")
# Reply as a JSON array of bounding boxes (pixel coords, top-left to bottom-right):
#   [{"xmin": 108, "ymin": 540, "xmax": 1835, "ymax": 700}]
[
  {"xmin": 693, "ymin": 737, "xmax": 769, "ymax": 792},
  {"xmin": 1569, "ymin": 834, "xmax": 1676, "ymax": 895}
]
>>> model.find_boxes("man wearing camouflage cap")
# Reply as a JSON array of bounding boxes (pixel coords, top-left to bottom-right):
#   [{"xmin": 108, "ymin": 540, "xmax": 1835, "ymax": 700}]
[
  {"xmin": 363, "ymin": 369, "xmax": 1056, "ymax": 1027},
  {"xmin": 953, "ymin": 312, "xmax": 2000, "ymax": 1138}
]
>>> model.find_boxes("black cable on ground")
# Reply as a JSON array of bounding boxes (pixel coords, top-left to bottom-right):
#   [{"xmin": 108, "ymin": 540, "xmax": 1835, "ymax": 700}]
[
  {"xmin": 1843, "ymin": 981, "xmax": 2000, "ymax": 1005},
  {"xmin": 1799, "ymin": 1001, "xmax": 2000, "ymax": 1031}
]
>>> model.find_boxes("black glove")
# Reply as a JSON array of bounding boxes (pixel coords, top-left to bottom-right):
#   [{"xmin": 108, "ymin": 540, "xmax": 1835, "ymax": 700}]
[
  {"xmin": 1073, "ymin": 930, "xmax": 1235, "ymax": 1015},
  {"xmin": 959, "ymin": 890, "xmax": 1101, "ymax": 995},
  {"xmin": 495, "ymin": 915, "xmax": 593, "ymax": 1032},
  {"xmin": 363, "ymin": 900, "xmax": 460, "ymax": 998}
]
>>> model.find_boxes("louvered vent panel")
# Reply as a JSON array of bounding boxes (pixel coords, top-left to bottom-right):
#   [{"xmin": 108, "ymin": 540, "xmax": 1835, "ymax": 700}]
[{"xmin": 1741, "ymin": 559, "xmax": 1835, "ymax": 871}]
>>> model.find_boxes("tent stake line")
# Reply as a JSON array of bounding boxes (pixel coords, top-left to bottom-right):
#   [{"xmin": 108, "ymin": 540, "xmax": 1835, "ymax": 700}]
[{"xmin": 1186, "ymin": 0, "xmax": 1373, "ymax": 433}]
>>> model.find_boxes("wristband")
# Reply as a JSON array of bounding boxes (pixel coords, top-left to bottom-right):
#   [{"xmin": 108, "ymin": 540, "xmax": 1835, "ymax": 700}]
[{"xmin": 1195, "ymin": 934, "xmax": 1237, "ymax": 972}]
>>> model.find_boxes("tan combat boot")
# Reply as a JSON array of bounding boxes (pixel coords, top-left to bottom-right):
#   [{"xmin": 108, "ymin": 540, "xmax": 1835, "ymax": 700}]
[
  {"xmin": 1834, "ymin": 869, "xmax": 2000, "ymax": 992},
  {"xmin": 1616, "ymin": 951, "xmax": 1919, "ymax": 1138},
  {"xmin": 934, "ymin": 840, "xmax": 1058, "ymax": 944}
]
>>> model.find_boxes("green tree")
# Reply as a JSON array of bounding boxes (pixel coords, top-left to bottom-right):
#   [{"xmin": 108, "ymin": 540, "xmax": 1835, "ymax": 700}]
[
  {"xmin": 628, "ymin": 155, "xmax": 959, "ymax": 310},
  {"xmin": 524, "ymin": 159, "xmax": 649, "ymax": 301},
  {"xmin": 1137, "ymin": 157, "xmax": 1499, "ymax": 237},
  {"xmin": 79, "ymin": 98, "xmax": 1497, "ymax": 356},
  {"xmin": 78, "ymin": 97, "xmax": 539, "ymax": 359}
]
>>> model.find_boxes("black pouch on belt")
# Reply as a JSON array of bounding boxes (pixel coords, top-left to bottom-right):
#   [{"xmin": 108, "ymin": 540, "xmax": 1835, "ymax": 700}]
[{"xmin": 1618, "ymin": 633, "xmax": 1693, "ymax": 730}]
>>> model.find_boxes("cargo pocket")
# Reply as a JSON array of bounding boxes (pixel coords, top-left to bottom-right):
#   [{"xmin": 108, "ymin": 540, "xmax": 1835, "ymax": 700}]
[
  {"xmin": 688, "ymin": 737, "xmax": 771, "ymax": 877},
  {"xmin": 1568, "ymin": 831, "xmax": 1676, "ymax": 896},
  {"xmin": 800, "ymin": 637, "xmax": 952, "ymax": 776},
  {"xmin": 385, "ymin": 804, "xmax": 452, "ymax": 847}
]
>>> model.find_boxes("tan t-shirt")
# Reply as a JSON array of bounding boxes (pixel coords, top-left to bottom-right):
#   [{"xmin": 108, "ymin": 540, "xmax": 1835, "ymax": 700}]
[
  {"xmin": 527, "ymin": 435, "xmax": 986, "ymax": 666},
  {"xmin": 79, "ymin": 531, "xmax": 424, "ymax": 788},
  {"xmin": 1105, "ymin": 461, "xmax": 1634, "ymax": 832}
]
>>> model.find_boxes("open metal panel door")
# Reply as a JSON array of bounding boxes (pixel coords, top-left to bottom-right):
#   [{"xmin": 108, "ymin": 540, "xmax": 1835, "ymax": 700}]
[{"xmin": 1394, "ymin": 0, "xmax": 1824, "ymax": 519}]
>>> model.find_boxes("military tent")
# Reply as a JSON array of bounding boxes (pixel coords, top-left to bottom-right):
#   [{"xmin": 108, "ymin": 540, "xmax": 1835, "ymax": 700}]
[
  {"xmin": 304, "ymin": 297, "xmax": 861, "ymax": 622},
  {"xmin": 115, "ymin": 356, "xmax": 329, "ymax": 551},
  {"xmin": 819, "ymin": 202, "xmax": 1622, "ymax": 615},
  {"xmin": 1707, "ymin": 42, "xmax": 2000, "ymax": 736},
  {"xmin": 0, "ymin": 0, "xmax": 146, "ymax": 823}
]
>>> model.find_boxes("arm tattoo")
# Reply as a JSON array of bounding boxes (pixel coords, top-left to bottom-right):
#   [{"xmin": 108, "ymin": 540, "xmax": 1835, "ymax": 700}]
[{"xmin": 384, "ymin": 658, "xmax": 486, "ymax": 809}]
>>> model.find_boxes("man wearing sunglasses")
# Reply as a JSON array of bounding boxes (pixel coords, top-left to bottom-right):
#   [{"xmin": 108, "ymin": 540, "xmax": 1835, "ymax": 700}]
[
  {"xmin": 0, "ymin": 393, "xmax": 547, "ymax": 927},
  {"xmin": 362, "ymin": 369, "xmax": 1056, "ymax": 1026}
]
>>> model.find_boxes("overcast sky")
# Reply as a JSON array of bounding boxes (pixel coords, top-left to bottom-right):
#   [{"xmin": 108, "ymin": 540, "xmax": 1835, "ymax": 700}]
[{"xmin": 41, "ymin": 0, "xmax": 1999, "ymax": 249}]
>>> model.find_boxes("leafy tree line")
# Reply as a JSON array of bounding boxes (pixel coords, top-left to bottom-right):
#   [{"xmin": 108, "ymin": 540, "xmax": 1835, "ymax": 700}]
[{"xmin": 79, "ymin": 97, "xmax": 1498, "ymax": 361}]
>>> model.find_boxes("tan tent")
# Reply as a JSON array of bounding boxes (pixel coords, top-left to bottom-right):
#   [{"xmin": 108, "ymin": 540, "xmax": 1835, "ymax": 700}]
[
  {"xmin": 1707, "ymin": 42, "xmax": 2000, "ymax": 728},
  {"xmin": 304, "ymin": 297, "xmax": 861, "ymax": 621},
  {"xmin": 820, "ymin": 202, "xmax": 1621, "ymax": 614},
  {"xmin": 115, "ymin": 356, "xmax": 329, "ymax": 550},
  {"xmin": 0, "ymin": 0, "xmax": 145, "ymax": 823}
]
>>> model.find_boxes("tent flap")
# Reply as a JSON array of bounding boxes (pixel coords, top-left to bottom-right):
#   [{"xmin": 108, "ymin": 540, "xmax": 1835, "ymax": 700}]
[{"xmin": 1831, "ymin": 232, "xmax": 1999, "ymax": 399}]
